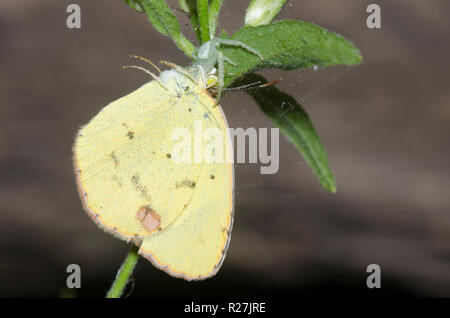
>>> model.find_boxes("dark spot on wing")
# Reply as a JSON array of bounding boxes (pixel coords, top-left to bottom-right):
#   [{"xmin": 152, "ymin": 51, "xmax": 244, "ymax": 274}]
[
  {"xmin": 210, "ymin": 174, "xmax": 215, "ymax": 179},
  {"xmin": 131, "ymin": 173, "xmax": 151, "ymax": 201},
  {"xmin": 127, "ymin": 131, "xmax": 135, "ymax": 139},
  {"xmin": 188, "ymin": 108, "xmax": 192, "ymax": 112},
  {"xmin": 166, "ymin": 153, "xmax": 171, "ymax": 159},
  {"xmin": 131, "ymin": 174, "xmax": 139, "ymax": 184},
  {"xmin": 175, "ymin": 179, "xmax": 196, "ymax": 188},
  {"xmin": 110, "ymin": 151, "xmax": 119, "ymax": 169}
]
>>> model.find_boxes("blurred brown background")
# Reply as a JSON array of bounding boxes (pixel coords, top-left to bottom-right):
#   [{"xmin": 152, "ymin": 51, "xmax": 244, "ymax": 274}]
[{"xmin": 1, "ymin": 0, "xmax": 449, "ymax": 297}]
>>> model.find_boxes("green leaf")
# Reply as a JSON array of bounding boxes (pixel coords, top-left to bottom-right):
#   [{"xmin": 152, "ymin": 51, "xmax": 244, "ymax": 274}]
[
  {"xmin": 232, "ymin": 73, "xmax": 337, "ymax": 192},
  {"xmin": 139, "ymin": 0, "xmax": 175, "ymax": 37},
  {"xmin": 208, "ymin": 0, "xmax": 224, "ymax": 37},
  {"xmin": 125, "ymin": 0, "xmax": 146, "ymax": 13},
  {"xmin": 179, "ymin": 0, "xmax": 224, "ymax": 42},
  {"xmin": 129, "ymin": 0, "xmax": 196, "ymax": 58},
  {"xmin": 197, "ymin": 0, "xmax": 211, "ymax": 43},
  {"xmin": 179, "ymin": 0, "xmax": 202, "ymax": 42},
  {"xmin": 178, "ymin": 0, "xmax": 191, "ymax": 12},
  {"xmin": 220, "ymin": 20, "xmax": 362, "ymax": 86}
]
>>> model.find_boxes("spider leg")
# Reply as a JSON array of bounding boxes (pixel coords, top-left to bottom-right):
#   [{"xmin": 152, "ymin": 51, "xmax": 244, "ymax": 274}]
[
  {"xmin": 197, "ymin": 64, "xmax": 207, "ymax": 88},
  {"xmin": 215, "ymin": 51, "xmax": 225, "ymax": 104},
  {"xmin": 215, "ymin": 38, "xmax": 264, "ymax": 60},
  {"xmin": 223, "ymin": 55, "xmax": 237, "ymax": 66}
]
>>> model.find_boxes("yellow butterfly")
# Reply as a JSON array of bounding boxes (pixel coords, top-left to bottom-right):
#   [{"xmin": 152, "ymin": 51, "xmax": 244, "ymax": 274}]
[{"xmin": 73, "ymin": 38, "xmax": 262, "ymax": 280}]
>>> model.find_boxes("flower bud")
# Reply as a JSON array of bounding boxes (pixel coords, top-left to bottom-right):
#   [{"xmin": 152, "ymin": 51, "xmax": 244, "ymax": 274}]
[{"xmin": 245, "ymin": 0, "xmax": 288, "ymax": 27}]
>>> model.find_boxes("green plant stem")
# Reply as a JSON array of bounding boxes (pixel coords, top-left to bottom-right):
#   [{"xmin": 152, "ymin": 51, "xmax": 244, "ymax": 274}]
[
  {"xmin": 208, "ymin": 0, "xmax": 224, "ymax": 37},
  {"xmin": 175, "ymin": 34, "xmax": 197, "ymax": 58},
  {"xmin": 180, "ymin": 0, "xmax": 202, "ymax": 43},
  {"xmin": 106, "ymin": 245, "xmax": 140, "ymax": 298},
  {"xmin": 140, "ymin": 0, "xmax": 196, "ymax": 58},
  {"xmin": 197, "ymin": 0, "xmax": 210, "ymax": 43}
]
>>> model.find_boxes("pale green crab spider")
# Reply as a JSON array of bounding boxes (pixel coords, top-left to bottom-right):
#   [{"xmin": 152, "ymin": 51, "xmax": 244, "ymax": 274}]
[
  {"xmin": 191, "ymin": 37, "xmax": 264, "ymax": 101},
  {"xmin": 124, "ymin": 38, "xmax": 263, "ymax": 102}
]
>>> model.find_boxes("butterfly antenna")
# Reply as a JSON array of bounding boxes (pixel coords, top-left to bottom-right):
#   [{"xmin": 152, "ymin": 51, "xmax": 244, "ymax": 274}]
[
  {"xmin": 224, "ymin": 78, "xmax": 282, "ymax": 93},
  {"xmin": 129, "ymin": 55, "xmax": 162, "ymax": 73},
  {"xmin": 259, "ymin": 77, "xmax": 282, "ymax": 88},
  {"xmin": 159, "ymin": 60, "xmax": 196, "ymax": 83},
  {"xmin": 122, "ymin": 65, "xmax": 168, "ymax": 90}
]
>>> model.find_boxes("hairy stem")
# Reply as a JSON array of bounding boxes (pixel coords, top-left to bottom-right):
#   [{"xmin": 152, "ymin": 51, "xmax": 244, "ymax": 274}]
[{"xmin": 106, "ymin": 245, "xmax": 140, "ymax": 298}]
